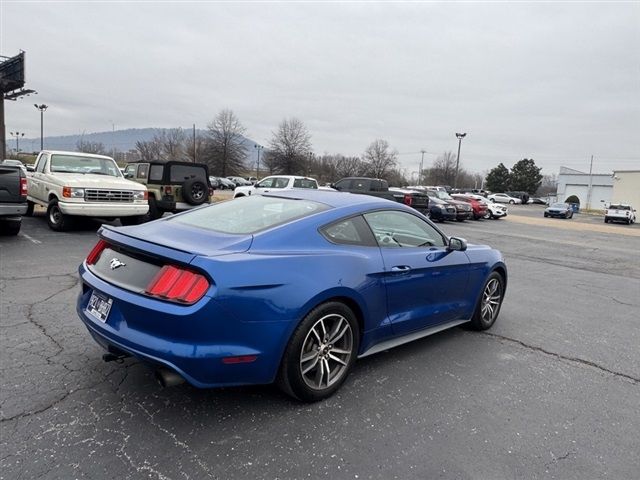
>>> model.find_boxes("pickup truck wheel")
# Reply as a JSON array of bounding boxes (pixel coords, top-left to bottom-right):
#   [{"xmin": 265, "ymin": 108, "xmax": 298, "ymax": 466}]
[
  {"xmin": 25, "ymin": 201, "xmax": 35, "ymax": 217},
  {"xmin": 182, "ymin": 178, "xmax": 208, "ymax": 206},
  {"xmin": 47, "ymin": 200, "xmax": 73, "ymax": 232}
]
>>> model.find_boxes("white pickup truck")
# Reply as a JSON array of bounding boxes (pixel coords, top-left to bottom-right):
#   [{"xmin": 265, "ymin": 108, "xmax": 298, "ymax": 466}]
[
  {"xmin": 27, "ymin": 150, "xmax": 148, "ymax": 231},
  {"xmin": 604, "ymin": 203, "xmax": 636, "ymax": 225},
  {"xmin": 233, "ymin": 175, "xmax": 320, "ymax": 198}
]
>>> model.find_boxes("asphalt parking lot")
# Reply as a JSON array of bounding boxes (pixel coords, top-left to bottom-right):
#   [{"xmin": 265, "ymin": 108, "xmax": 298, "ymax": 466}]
[{"xmin": 1, "ymin": 204, "xmax": 639, "ymax": 479}]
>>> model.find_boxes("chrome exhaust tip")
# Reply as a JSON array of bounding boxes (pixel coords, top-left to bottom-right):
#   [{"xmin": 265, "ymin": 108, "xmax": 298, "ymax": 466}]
[{"xmin": 154, "ymin": 368, "xmax": 185, "ymax": 388}]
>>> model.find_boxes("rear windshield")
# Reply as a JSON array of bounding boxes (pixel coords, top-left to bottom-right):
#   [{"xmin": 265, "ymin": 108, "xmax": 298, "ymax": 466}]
[
  {"xmin": 170, "ymin": 165, "xmax": 207, "ymax": 183},
  {"xmin": 171, "ymin": 195, "xmax": 330, "ymax": 234},
  {"xmin": 50, "ymin": 154, "xmax": 121, "ymax": 177},
  {"xmin": 609, "ymin": 205, "xmax": 630, "ymax": 210}
]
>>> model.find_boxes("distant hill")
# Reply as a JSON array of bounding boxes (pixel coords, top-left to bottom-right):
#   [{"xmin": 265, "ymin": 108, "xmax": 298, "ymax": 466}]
[{"xmin": 19, "ymin": 128, "xmax": 261, "ymax": 165}]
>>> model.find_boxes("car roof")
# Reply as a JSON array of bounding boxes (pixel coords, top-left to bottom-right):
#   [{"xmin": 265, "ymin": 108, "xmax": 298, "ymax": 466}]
[
  {"xmin": 264, "ymin": 188, "xmax": 396, "ymax": 209},
  {"xmin": 41, "ymin": 150, "xmax": 114, "ymax": 160}
]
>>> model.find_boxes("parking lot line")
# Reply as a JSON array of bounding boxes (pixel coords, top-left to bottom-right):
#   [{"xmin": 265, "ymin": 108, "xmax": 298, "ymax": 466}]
[
  {"xmin": 506, "ymin": 214, "xmax": 640, "ymax": 237},
  {"xmin": 19, "ymin": 233, "xmax": 43, "ymax": 244}
]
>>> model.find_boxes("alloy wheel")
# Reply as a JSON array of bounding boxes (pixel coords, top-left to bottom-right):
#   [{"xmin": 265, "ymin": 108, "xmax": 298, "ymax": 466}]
[
  {"xmin": 299, "ymin": 313, "xmax": 354, "ymax": 390},
  {"xmin": 480, "ymin": 278, "xmax": 502, "ymax": 324}
]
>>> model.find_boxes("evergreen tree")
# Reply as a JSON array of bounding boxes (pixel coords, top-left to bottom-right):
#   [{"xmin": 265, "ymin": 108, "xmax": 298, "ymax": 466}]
[
  {"xmin": 510, "ymin": 158, "xmax": 543, "ymax": 194},
  {"xmin": 485, "ymin": 163, "xmax": 511, "ymax": 192}
]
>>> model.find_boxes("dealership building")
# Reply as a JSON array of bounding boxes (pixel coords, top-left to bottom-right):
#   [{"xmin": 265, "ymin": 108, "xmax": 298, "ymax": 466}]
[{"xmin": 556, "ymin": 167, "xmax": 640, "ymax": 210}]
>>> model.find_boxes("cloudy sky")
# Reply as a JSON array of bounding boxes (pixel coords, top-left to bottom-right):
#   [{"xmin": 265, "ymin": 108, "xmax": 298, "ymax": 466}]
[{"xmin": 2, "ymin": 1, "xmax": 639, "ymax": 175}]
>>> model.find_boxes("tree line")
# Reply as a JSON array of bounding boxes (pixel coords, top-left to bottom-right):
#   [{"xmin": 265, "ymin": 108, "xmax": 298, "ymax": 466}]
[{"xmin": 75, "ymin": 109, "xmax": 549, "ymax": 193}]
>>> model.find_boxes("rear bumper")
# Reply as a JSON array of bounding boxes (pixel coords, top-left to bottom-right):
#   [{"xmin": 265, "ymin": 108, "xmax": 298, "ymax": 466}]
[
  {"xmin": 60, "ymin": 201, "xmax": 149, "ymax": 217},
  {"xmin": 76, "ymin": 264, "xmax": 290, "ymax": 388},
  {"xmin": 0, "ymin": 203, "xmax": 27, "ymax": 216}
]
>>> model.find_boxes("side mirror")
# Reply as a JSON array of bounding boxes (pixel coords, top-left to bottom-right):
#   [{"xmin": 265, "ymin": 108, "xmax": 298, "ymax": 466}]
[
  {"xmin": 447, "ymin": 237, "xmax": 467, "ymax": 252},
  {"xmin": 124, "ymin": 172, "xmax": 133, "ymax": 178}
]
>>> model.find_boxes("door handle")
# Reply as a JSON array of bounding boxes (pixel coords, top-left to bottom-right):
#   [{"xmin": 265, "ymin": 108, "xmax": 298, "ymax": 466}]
[{"xmin": 391, "ymin": 265, "xmax": 411, "ymax": 274}]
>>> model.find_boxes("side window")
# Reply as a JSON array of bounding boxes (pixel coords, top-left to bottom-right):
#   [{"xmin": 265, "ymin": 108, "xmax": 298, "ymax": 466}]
[
  {"xmin": 149, "ymin": 165, "xmax": 164, "ymax": 181},
  {"xmin": 273, "ymin": 178, "xmax": 289, "ymax": 189},
  {"xmin": 293, "ymin": 178, "xmax": 318, "ymax": 189},
  {"xmin": 36, "ymin": 154, "xmax": 49, "ymax": 173},
  {"xmin": 334, "ymin": 179, "xmax": 351, "ymax": 191},
  {"xmin": 137, "ymin": 164, "xmax": 149, "ymax": 179},
  {"xmin": 169, "ymin": 165, "xmax": 206, "ymax": 183},
  {"xmin": 364, "ymin": 210, "xmax": 447, "ymax": 248},
  {"xmin": 124, "ymin": 164, "xmax": 136, "ymax": 176},
  {"xmin": 320, "ymin": 216, "xmax": 377, "ymax": 247},
  {"xmin": 256, "ymin": 178, "xmax": 274, "ymax": 188},
  {"xmin": 352, "ymin": 179, "xmax": 370, "ymax": 191}
]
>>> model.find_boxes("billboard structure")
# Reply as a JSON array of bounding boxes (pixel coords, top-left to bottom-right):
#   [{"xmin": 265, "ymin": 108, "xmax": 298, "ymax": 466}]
[{"xmin": 1, "ymin": 51, "xmax": 37, "ymax": 159}]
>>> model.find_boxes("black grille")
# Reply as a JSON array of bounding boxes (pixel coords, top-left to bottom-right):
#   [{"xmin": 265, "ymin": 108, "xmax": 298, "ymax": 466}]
[{"xmin": 85, "ymin": 189, "xmax": 134, "ymax": 202}]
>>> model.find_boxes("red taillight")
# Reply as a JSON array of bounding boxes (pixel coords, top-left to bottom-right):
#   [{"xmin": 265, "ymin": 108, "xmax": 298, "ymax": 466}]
[
  {"xmin": 86, "ymin": 239, "xmax": 109, "ymax": 265},
  {"xmin": 222, "ymin": 355, "xmax": 258, "ymax": 364},
  {"xmin": 403, "ymin": 194, "xmax": 413, "ymax": 206},
  {"xmin": 146, "ymin": 265, "xmax": 209, "ymax": 304},
  {"xmin": 20, "ymin": 177, "xmax": 27, "ymax": 196}
]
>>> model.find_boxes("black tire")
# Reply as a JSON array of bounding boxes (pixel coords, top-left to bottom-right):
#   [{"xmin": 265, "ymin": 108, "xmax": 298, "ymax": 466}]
[
  {"xmin": 490, "ymin": 198, "xmax": 496, "ymax": 203},
  {"xmin": 509, "ymin": 200, "xmax": 515, "ymax": 204},
  {"xmin": 277, "ymin": 301, "xmax": 359, "ymax": 402},
  {"xmin": 25, "ymin": 200, "xmax": 35, "ymax": 217},
  {"xmin": 604, "ymin": 217, "xmax": 609, "ymax": 223},
  {"xmin": 467, "ymin": 271, "xmax": 505, "ymax": 331},
  {"xmin": 46, "ymin": 199, "xmax": 73, "ymax": 232},
  {"xmin": 0, "ymin": 219, "xmax": 21, "ymax": 236},
  {"xmin": 182, "ymin": 178, "xmax": 208, "ymax": 206},
  {"xmin": 544, "ymin": 213, "xmax": 548, "ymax": 217},
  {"xmin": 483, "ymin": 211, "xmax": 491, "ymax": 220},
  {"xmin": 139, "ymin": 196, "xmax": 163, "ymax": 223}
]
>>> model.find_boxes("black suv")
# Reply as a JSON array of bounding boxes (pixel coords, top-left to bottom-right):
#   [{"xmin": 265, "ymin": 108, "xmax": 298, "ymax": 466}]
[{"xmin": 124, "ymin": 161, "xmax": 213, "ymax": 221}]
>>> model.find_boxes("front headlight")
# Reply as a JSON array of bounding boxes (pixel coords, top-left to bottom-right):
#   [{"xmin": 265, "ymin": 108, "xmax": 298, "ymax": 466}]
[
  {"xmin": 62, "ymin": 186, "xmax": 85, "ymax": 198},
  {"xmin": 133, "ymin": 190, "xmax": 148, "ymax": 201}
]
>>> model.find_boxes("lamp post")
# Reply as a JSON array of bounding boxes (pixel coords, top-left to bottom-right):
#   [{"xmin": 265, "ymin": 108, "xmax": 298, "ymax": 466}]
[
  {"xmin": 419, "ymin": 149, "xmax": 426, "ymax": 185},
  {"xmin": 254, "ymin": 144, "xmax": 263, "ymax": 179},
  {"xmin": 454, "ymin": 132, "xmax": 466, "ymax": 188},
  {"xmin": 34, "ymin": 104, "xmax": 48, "ymax": 150},
  {"xmin": 10, "ymin": 131, "xmax": 25, "ymax": 153}
]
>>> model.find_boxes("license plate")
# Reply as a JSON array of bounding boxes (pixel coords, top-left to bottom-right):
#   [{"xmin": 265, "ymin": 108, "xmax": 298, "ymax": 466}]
[{"xmin": 87, "ymin": 291, "xmax": 113, "ymax": 323}]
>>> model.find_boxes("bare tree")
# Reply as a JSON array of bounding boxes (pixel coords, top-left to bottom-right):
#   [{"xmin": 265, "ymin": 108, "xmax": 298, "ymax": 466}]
[
  {"xmin": 76, "ymin": 139, "xmax": 106, "ymax": 155},
  {"xmin": 135, "ymin": 139, "xmax": 162, "ymax": 162},
  {"xmin": 264, "ymin": 118, "xmax": 312, "ymax": 175},
  {"xmin": 423, "ymin": 151, "xmax": 458, "ymax": 186},
  {"xmin": 184, "ymin": 133, "xmax": 207, "ymax": 164},
  {"xmin": 362, "ymin": 139, "xmax": 398, "ymax": 179},
  {"xmin": 204, "ymin": 110, "xmax": 248, "ymax": 176},
  {"xmin": 157, "ymin": 128, "xmax": 186, "ymax": 161}
]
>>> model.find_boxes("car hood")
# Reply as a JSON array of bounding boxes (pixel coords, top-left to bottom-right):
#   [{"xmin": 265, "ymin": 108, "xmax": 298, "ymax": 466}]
[
  {"xmin": 53, "ymin": 173, "xmax": 146, "ymax": 190},
  {"xmin": 107, "ymin": 220, "xmax": 253, "ymax": 257}
]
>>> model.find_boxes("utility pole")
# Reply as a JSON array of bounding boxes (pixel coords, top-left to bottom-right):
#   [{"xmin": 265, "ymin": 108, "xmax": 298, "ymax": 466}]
[
  {"xmin": 111, "ymin": 122, "xmax": 115, "ymax": 159},
  {"xmin": 419, "ymin": 150, "xmax": 425, "ymax": 185},
  {"xmin": 193, "ymin": 124, "xmax": 197, "ymax": 163},
  {"xmin": 34, "ymin": 104, "xmax": 48, "ymax": 150},
  {"xmin": 586, "ymin": 155, "xmax": 594, "ymax": 210},
  {"xmin": 454, "ymin": 132, "xmax": 467, "ymax": 188}
]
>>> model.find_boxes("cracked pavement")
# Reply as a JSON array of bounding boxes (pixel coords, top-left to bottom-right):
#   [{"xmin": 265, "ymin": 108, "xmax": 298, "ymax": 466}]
[{"xmin": 1, "ymin": 207, "xmax": 639, "ymax": 479}]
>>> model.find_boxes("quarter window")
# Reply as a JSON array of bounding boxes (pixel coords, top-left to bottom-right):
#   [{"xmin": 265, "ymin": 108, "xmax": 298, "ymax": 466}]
[{"xmin": 320, "ymin": 216, "xmax": 376, "ymax": 246}]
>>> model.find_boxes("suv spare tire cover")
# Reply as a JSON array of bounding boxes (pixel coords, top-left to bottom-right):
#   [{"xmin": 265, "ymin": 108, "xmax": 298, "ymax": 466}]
[{"xmin": 182, "ymin": 178, "xmax": 208, "ymax": 205}]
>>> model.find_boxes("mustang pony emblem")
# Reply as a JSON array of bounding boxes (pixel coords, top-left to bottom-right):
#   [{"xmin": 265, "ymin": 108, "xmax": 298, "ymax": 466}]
[{"xmin": 109, "ymin": 258, "xmax": 126, "ymax": 270}]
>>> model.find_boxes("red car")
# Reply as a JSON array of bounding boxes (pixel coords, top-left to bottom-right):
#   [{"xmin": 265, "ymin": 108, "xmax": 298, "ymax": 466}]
[{"xmin": 452, "ymin": 194, "xmax": 488, "ymax": 220}]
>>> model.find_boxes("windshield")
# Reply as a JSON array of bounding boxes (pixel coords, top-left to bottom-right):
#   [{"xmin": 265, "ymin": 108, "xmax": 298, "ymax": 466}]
[
  {"xmin": 172, "ymin": 195, "xmax": 330, "ymax": 234},
  {"xmin": 49, "ymin": 154, "xmax": 121, "ymax": 177},
  {"xmin": 432, "ymin": 190, "xmax": 452, "ymax": 200},
  {"xmin": 551, "ymin": 203, "xmax": 567, "ymax": 208}
]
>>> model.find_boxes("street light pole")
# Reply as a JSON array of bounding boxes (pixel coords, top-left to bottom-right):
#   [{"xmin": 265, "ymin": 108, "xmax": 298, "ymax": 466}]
[
  {"xmin": 419, "ymin": 149, "xmax": 425, "ymax": 185},
  {"xmin": 454, "ymin": 132, "xmax": 467, "ymax": 188},
  {"xmin": 34, "ymin": 104, "xmax": 48, "ymax": 150},
  {"xmin": 254, "ymin": 144, "xmax": 263, "ymax": 179},
  {"xmin": 10, "ymin": 131, "xmax": 25, "ymax": 153}
]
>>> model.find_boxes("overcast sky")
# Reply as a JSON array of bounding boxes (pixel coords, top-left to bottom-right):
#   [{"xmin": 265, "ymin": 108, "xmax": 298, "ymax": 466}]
[{"xmin": 2, "ymin": 1, "xmax": 639, "ymax": 175}]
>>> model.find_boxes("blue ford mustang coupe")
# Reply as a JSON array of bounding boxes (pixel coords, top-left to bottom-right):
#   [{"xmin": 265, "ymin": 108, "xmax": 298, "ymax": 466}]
[{"xmin": 77, "ymin": 190, "xmax": 507, "ymax": 401}]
